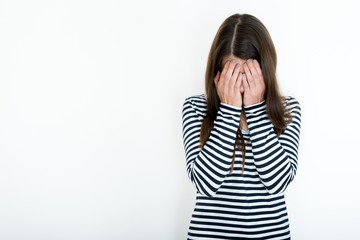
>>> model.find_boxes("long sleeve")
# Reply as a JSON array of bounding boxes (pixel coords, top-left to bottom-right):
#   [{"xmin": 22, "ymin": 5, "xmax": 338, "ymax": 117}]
[
  {"xmin": 181, "ymin": 97, "xmax": 242, "ymax": 197},
  {"xmin": 243, "ymin": 96, "xmax": 302, "ymax": 195}
]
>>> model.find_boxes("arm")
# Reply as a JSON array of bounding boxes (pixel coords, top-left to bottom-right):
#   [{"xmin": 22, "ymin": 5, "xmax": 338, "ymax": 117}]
[
  {"xmin": 243, "ymin": 96, "xmax": 302, "ymax": 195},
  {"xmin": 181, "ymin": 97, "xmax": 242, "ymax": 197}
]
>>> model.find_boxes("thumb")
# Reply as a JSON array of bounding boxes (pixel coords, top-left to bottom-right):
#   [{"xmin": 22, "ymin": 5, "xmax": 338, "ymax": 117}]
[{"xmin": 214, "ymin": 70, "xmax": 220, "ymax": 85}]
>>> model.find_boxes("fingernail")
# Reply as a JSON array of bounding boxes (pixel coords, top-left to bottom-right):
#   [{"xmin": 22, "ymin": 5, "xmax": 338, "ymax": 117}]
[
  {"xmin": 244, "ymin": 63, "xmax": 247, "ymax": 67},
  {"xmin": 231, "ymin": 59, "xmax": 235, "ymax": 64},
  {"xmin": 253, "ymin": 59, "xmax": 257, "ymax": 63}
]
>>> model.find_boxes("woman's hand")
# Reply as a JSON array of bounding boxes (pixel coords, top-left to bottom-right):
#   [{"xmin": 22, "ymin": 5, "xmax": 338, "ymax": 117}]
[
  {"xmin": 214, "ymin": 59, "xmax": 243, "ymax": 108},
  {"xmin": 242, "ymin": 59, "xmax": 265, "ymax": 106}
]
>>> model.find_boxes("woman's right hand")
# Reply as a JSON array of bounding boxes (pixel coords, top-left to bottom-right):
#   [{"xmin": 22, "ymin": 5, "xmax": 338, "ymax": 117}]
[{"xmin": 214, "ymin": 60, "xmax": 243, "ymax": 108}]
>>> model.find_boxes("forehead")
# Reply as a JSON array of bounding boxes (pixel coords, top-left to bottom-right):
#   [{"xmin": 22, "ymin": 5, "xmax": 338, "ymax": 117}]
[{"xmin": 222, "ymin": 56, "xmax": 247, "ymax": 65}]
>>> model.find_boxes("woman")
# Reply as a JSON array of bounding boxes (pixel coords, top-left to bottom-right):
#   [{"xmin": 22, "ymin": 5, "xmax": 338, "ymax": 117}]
[{"xmin": 181, "ymin": 13, "xmax": 302, "ymax": 239}]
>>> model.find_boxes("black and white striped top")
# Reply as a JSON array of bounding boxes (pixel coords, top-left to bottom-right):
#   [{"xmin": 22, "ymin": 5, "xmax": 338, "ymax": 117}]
[{"xmin": 181, "ymin": 93, "xmax": 301, "ymax": 240}]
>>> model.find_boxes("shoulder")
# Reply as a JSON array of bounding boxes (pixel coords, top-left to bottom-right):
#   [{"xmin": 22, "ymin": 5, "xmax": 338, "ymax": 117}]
[
  {"xmin": 284, "ymin": 95, "xmax": 300, "ymax": 106},
  {"xmin": 283, "ymin": 95, "xmax": 301, "ymax": 119},
  {"xmin": 182, "ymin": 93, "xmax": 207, "ymax": 118},
  {"xmin": 184, "ymin": 93, "xmax": 207, "ymax": 105}
]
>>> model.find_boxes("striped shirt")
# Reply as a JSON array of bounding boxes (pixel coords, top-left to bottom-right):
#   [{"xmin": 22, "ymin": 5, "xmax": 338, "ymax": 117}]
[{"xmin": 181, "ymin": 93, "xmax": 301, "ymax": 240}]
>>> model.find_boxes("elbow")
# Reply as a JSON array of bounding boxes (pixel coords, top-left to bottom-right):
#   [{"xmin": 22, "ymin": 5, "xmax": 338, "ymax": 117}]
[
  {"xmin": 264, "ymin": 174, "xmax": 295, "ymax": 195},
  {"xmin": 188, "ymin": 167, "xmax": 221, "ymax": 197},
  {"xmin": 266, "ymin": 185, "xmax": 287, "ymax": 195},
  {"xmin": 198, "ymin": 191, "xmax": 215, "ymax": 197},
  {"xmin": 199, "ymin": 189, "xmax": 219, "ymax": 197},
  {"xmin": 262, "ymin": 161, "xmax": 297, "ymax": 195},
  {"xmin": 194, "ymin": 183, "xmax": 219, "ymax": 197}
]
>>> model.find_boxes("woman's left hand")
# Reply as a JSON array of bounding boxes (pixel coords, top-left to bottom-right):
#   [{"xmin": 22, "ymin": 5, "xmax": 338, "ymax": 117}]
[{"xmin": 242, "ymin": 59, "xmax": 266, "ymax": 106}]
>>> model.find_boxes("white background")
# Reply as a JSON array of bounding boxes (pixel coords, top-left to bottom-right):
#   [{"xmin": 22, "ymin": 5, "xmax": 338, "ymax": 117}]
[{"xmin": 0, "ymin": 0, "xmax": 359, "ymax": 239}]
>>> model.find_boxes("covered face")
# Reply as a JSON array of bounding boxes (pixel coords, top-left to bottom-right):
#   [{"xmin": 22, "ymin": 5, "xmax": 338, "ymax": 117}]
[{"xmin": 221, "ymin": 55, "xmax": 248, "ymax": 94}]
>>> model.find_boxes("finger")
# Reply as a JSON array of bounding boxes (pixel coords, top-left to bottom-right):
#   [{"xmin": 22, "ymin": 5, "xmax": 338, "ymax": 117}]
[
  {"xmin": 248, "ymin": 59, "xmax": 260, "ymax": 76},
  {"xmin": 234, "ymin": 67, "xmax": 242, "ymax": 91},
  {"xmin": 219, "ymin": 60, "xmax": 230, "ymax": 84},
  {"xmin": 252, "ymin": 59, "xmax": 263, "ymax": 77},
  {"xmin": 252, "ymin": 59, "xmax": 265, "ymax": 86},
  {"xmin": 230, "ymin": 63, "xmax": 241, "ymax": 87},
  {"xmin": 223, "ymin": 60, "xmax": 231, "ymax": 77},
  {"xmin": 226, "ymin": 60, "xmax": 237, "ymax": 80},
  {"xmin": 244, "ymin": 61, "xmax": 255, "ymax": 89},
  {"xmin": 225, "ymin": 60, "xmax": 237, "ymax": 93},
  {"xmin": 247, "ymin": 59, "xmax": 260, "ymax": 86},
  {"xmin": 242, "ymin": 72, "xmax": 250, "ymax": 91}
]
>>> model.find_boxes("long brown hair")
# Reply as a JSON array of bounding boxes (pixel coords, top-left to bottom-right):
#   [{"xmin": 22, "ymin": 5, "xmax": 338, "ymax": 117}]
[{"xmin": 200, "ymin": 13, "xmax": 293, "ymax": 175}]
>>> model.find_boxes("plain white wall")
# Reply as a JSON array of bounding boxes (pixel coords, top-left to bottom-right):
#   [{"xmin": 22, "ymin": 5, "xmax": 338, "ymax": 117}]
[{"xmin": 0, "ymin": 0, "xmax": 359, "ymax": 239}]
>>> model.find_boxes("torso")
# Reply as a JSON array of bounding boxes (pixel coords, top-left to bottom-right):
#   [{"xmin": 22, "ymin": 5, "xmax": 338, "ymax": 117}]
[{"xmin": 183, "ymin": 93, "xmax": 298, "ymax": 239}]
